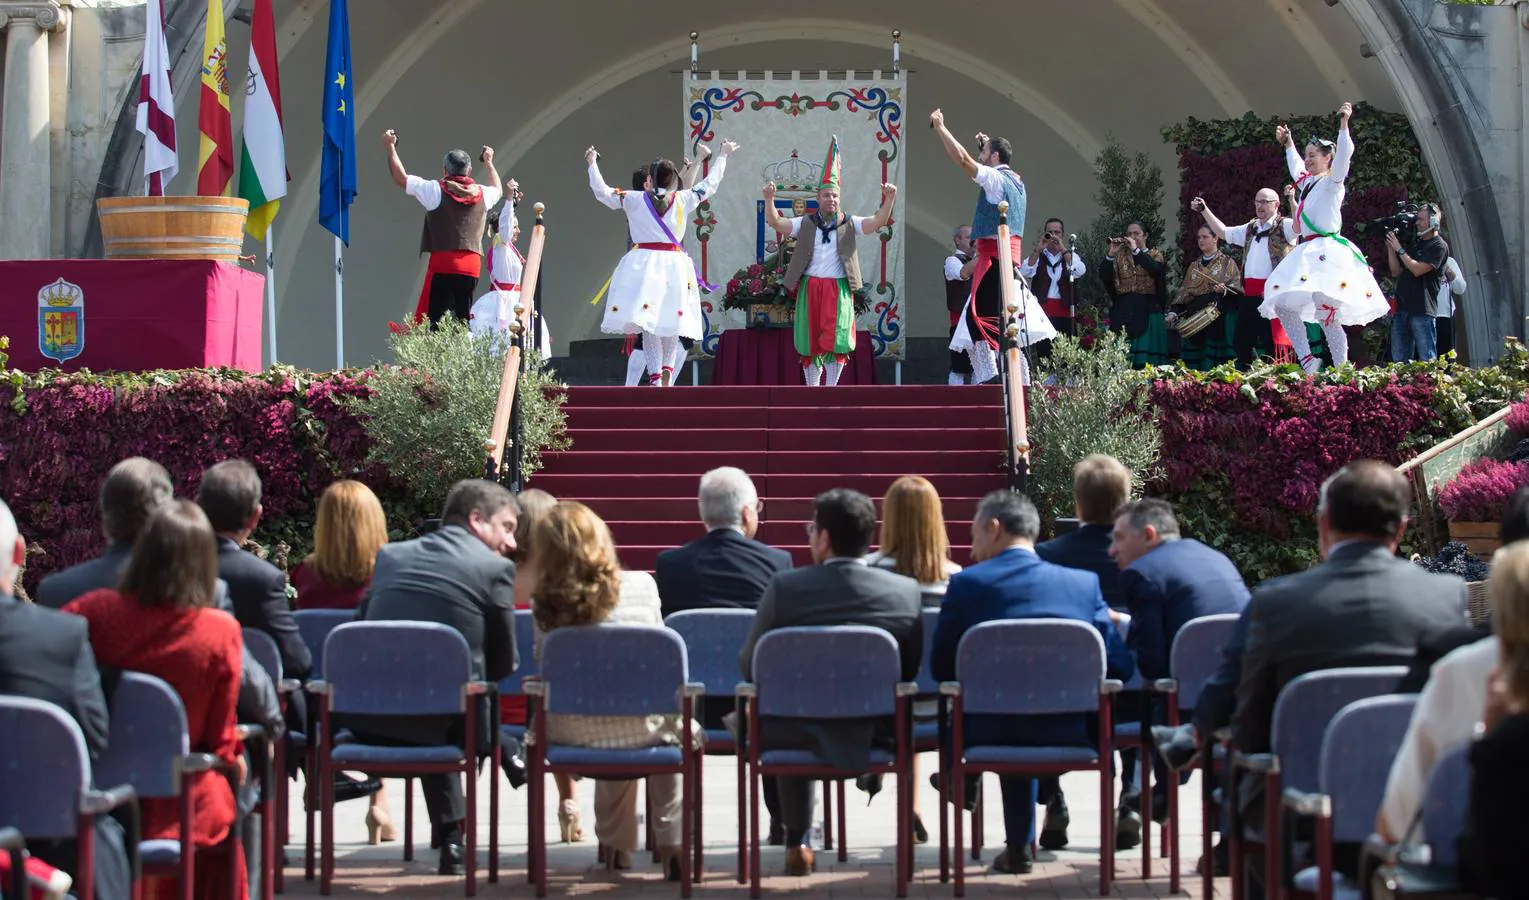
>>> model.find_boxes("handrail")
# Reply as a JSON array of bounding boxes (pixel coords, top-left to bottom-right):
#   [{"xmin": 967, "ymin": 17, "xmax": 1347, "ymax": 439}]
[
  {"xmin": 994, "ymin": 200, "xmax": 1031, "ymax": 493},
  {"xmin": 485, "ymin": 202, "xmax": 547, "ymax": 484}
]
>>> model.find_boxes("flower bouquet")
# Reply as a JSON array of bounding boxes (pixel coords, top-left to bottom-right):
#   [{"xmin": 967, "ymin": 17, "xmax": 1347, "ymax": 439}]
[{"xmin": 721, "ymin": 240, "xmax": 872, "ymax": 328}]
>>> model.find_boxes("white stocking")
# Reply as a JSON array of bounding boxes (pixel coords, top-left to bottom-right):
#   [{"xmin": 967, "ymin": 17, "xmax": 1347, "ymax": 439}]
[
  {"xmin": 947, "ymin": 372, "xmax": 967, "ymax": 386},
  {"xmin": 670, "ymin": 342, "xmax": 689, "ymax": 384},
  {"xmin": 804, "ymin": 363, "xmax": 824, "ymax": 386},
  {"xmin": 641, "ymin": 331, "xmax": 663, "ymax": 384},
  {"xmin": 658, "ymin": 334, "xmax": 679, "ymax": 385},
  {"xmin": 624, "ymin": 349, "xmax": 647, "ymax": 387},
  {"xmin": 1323, "ymin": 322, "xmax": 1349, "ymax": 368},
  {"xmin": 825, "ymin": 360, "xmax": 845, "ymax": 386},
  {"xmin": 1277, "ymin": 310, "xmax": 1320, "ymax": 373},
  {"xmin": 970, "ymin": 343, "xmax": 999, "ymax": 385}
]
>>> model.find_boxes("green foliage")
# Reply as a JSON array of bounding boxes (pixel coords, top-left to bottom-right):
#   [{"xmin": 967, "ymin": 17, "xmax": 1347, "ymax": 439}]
[
  {"xmin": 341, "ymin": 319, "xmax": 569, "ymax": 513},
  {"xmin": 1028, "ymin": 332, "xmax": 1162, "ymax": 522},
  {"xmin": 1076, "ymin": 136, "xmax": 1173, "ymax": 313},
  {"xmin": 1172, "ymin": 475, "xmax": 1322, "ymax": 585},
  {"xmin": 0, "ymin": 336, "xmax": 9, "ymax": 370}
]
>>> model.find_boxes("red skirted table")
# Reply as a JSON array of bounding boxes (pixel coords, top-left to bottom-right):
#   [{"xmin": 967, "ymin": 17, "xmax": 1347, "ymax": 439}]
[
  {"xmin": 711, "ymin": 328, "xmax": 878, "ymax": 385},
  {"xmin": 0, "ymin": 259, "xmax": 264, "ymax": 372}
]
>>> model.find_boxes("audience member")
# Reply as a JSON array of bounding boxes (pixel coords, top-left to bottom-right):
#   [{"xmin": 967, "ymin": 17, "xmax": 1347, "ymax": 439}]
[
  {"xmin": 930, "ymin": 490, "xmax": 1134, "ymax": 874},
  {"xmin": 349, "ymin": 478, "xmax": 518, "ymax": 874},
  {"xmin": 1109, "ymin": 498, "xmax": 1249, "ymax": 848},
  {"xmin": 65, "ymin": 500, "xmax": 249, "ymax": 900},
  {"xmin": 0, "ymin": 498, "xmax": 131, "ymax": 900},
  {"xmin": 865, "ymin": 475, "xmax": 961, "ymax": 605},
  {"xmin": 738, "ymin": 488, "xmax": 922, "ymax": 877},
  {"xmin": 292, "ymin": 480, "xmax": 388, "ymax": 610},
  {"xmin": 36, "ymin": 457, "xmax": 174, "ymax": 609},
  {"xmin": 1231, "ymin": 460, "xmax": 1468, "ymax": 887},
  {"xmin": 531, "ymin": 501, "xmax": 688, "ymax": 878},
  {"xmin": 1036, "ymin": 454, "xmax": 1133, "ymax": 609},
  {"xmin": 655, "ymin": 466, "xmax": 792, "ymax": 618},
  {"xmin": 1463, "ymin": 542, "xmax": 1529, "ymax": 897}
]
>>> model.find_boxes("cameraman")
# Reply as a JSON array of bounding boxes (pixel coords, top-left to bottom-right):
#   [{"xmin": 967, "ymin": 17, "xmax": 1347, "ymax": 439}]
[{"xmin": 1385, "ymin": 202, "xmax": 1448, "ymax": 362}]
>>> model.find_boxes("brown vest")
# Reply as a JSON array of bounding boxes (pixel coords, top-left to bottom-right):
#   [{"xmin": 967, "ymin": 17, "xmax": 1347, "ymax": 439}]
[
  {"xmin": 420, "ymin": 185, "xmax": 489, "ymax": 255},
  {"xmin": 1245, "ymin": 216, "xmax": 1291, "ymax": 268},
  {"xmin": 783, "ymin": 214, "xmax": 862, "ymax": 292}
]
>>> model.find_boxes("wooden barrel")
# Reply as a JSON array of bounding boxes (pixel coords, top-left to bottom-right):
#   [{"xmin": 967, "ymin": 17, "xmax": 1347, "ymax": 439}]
[{"xmin": 96, "ymin": 196, "xmax": 249, "ymax": 261}]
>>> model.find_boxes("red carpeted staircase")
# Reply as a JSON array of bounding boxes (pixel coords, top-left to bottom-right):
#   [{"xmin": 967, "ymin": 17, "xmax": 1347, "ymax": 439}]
[{"xmin": 530, "ymin": 385, "xmax": 1010, "ymax": 569}]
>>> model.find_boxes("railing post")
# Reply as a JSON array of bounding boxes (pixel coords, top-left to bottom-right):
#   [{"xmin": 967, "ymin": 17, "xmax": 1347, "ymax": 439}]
[
  {"xmin": 485, "ymin": 202, "xmax": 547, "ymax": 485},
  {"xmin": 993, "ymin": 200, "xmax": 1031, "ymax": 494}
]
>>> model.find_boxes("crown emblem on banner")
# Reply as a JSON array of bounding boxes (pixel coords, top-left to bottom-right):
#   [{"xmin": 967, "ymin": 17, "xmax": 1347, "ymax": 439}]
[
  {"xmin": 763, "ymin": 151, "xmax": 821, "ymax": 192},
  {"xmin": 38, "ymin": 278, "xmax": 83, "ymax": 308}
]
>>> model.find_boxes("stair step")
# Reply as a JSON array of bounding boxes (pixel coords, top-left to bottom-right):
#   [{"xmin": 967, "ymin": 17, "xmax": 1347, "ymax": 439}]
[
  {"xmin": 539, "ymin": 449, "xmax": 1002, "ymax": 476},
  {"xmin": 562, "ymin": 404, "xmax": 1003, "ymax": 431},
  {"xmin": 562, "ymin": 384, "xmax": 1003, "ymax": 409},
  {"xmin": 563, "ymin": 429, "xmax": 771, "ymax": 452},
  {"xmin": 616, "ymin": 543, "xmax": 978, "ymax": 571},
  {"xmin": 603, "ymin": 520, "xmax": 971, "ymax": 548},
  {"xmin": 562, "ymin": 427, "xmax": 1005, "ymax": 453},
  {"xmin": 562, "ymin": 496, "xmax": 987, "ymax": 521},
  {"xmin": 530, "ymin": 472, "xmax": 1007, "ymax": 499}
]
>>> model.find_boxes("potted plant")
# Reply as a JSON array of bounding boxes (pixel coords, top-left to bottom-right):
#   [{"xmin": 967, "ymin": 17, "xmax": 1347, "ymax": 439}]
[{"xmin": 1437, "ymin": 457, "xmax": 1529, "ymax": 557}]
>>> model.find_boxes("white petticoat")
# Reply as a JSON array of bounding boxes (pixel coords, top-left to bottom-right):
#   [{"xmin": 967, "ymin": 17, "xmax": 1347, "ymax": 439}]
[
  {"xmin": 600, "ymin": 247, "xmax": 703, "ymax": 340},
  {"xmin": 470, "ymin": 288, "xmax": 552, "ymax": 357},
  {"xmin": 949, "ymin": 276, "xmax": 1058, "ymax": 352},
  {"xmin": 1258, "ymin": 236, "xmax": 1389, "ymax": 326}
]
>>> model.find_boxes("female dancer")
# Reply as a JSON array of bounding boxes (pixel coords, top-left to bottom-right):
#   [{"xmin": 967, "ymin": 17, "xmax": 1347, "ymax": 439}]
[
  {"xmin": 587, "ymin": 140, "xmax": 739, "ymax": 385},
  {"xmin": 1260, "ymin": 102, "xmax": 1387, "ymax": 372}
]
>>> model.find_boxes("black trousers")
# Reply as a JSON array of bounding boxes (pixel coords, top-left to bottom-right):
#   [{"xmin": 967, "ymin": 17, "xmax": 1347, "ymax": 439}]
[
  {"xmin": 427, "ymin": 273, "xmax": 478, "ymax": 325},
  {"xmin": 1436, "ymin": 316, "xmax": 1455, "ymax": 356},
  {"xmin": 1234, "ymin": 296, "xmax": 1273, "ymax": 369}
]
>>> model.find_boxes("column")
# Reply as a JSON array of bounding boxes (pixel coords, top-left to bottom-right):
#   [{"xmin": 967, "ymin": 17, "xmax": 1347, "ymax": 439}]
[{"xmin": 0, "ymin": 2, "xmax": 61, "ymax": 259}]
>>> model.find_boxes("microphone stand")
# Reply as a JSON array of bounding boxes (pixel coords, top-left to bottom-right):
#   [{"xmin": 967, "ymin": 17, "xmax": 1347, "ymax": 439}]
[{"xmin": 1065, "ymin": 233, "xmax": 1078, "ymax": 339}]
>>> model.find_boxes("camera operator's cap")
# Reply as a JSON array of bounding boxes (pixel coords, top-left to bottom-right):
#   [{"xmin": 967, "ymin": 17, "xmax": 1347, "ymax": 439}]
[{"xmin": 818, "ymin": 136, "xmax": 841, "ymax": 193}]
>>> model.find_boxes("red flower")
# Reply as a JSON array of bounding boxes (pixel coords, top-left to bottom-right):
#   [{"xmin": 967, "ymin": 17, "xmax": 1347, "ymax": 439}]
[
  {"xmin": 747, "ymin": 278, "xmax": 765, "ymax": 294},
  {"xmin": 747, "ymin": 263, "xmax": 767, "ymax": 277}
]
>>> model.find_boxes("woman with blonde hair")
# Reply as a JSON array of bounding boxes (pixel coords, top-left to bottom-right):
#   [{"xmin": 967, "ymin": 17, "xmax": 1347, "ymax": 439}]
[
  {"xmin": 866, "ymin": 475, "xmax": 961, "ymax": 605},
  {"xmin": 529, "ymin": 501, "xmax": 688, "ymax": 879}
]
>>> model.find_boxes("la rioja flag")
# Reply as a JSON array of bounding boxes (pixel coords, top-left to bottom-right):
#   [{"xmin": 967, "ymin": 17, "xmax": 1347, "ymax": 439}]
[
  {"xmin": 197, "ymin": 0, "xmax": 233, "ymax": 196},
  {"xmin": 237, "ymin": 0, "xmax": 286, "ymax": 238},
  {"xmin": 135, "ymin": 0, "xmax": 177, "ymax": 195}
]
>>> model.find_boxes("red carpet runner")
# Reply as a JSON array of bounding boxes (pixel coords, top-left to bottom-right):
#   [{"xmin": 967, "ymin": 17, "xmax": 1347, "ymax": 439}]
[{"xmin": 531, "ymin": 385, "xmax": 1009, "ymax": 569}]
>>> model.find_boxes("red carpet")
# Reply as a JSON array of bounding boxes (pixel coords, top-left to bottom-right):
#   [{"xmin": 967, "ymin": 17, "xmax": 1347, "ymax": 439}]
[{"xmin": 534, "ymin": 385, "xmax": 1010, "ymax": 569}]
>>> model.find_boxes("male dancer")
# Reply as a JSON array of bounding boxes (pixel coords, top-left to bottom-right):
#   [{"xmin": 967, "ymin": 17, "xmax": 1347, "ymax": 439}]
[
  {"xmin": 945, "ymin": 225, "xmax": 975, "ymax": 384},
  {"xmin": 1193, "ymin": 190, "xmax": 1295, "ymax": 368}
]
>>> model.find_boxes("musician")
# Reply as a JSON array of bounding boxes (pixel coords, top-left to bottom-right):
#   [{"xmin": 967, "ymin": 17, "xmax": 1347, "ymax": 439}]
[
  {"xmin": 945, "ymin": 225, "xmax": 975, "ymax": 384},
  {"xmin": 1260, "ymin": 103, "xmax": 1388, "ymax": 372},
  {"xmin": 1020, "ymin": 218, "xmax": 1086, "ymax": 347},
  {"xmin": 1100, "ymin": 222, "xmax": 1169, "ymax": 368},
  {"xmin": 1170, "ymin": 224, "xmax": 1242, "ymax": 371},
  {"xmin": 930, "ymin": 108, "xmax": 1056, "ymax": 386},
  {"xmin": 1193, "ymin": 190, "xmax": 1298, "ymax": 369},
  {"xmin": 383, "ymin": 132, "xmax": 504, "ymax": 326}
]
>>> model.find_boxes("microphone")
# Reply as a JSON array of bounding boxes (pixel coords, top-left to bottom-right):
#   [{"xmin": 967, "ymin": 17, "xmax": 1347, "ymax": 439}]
[{"xmin": 1068, "ymin": 233, "xmax": 1078, "ymax": 245}]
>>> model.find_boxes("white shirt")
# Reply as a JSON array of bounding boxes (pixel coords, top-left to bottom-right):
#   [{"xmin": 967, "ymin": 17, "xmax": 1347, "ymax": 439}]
[
  {"xmin": 1019, "ymin": 248, "xmax": 1087, "ymax": 299},
  {"xmin": 786, "ymin": 215, "xmax": 870, "ymax": 280},
  {"xmin": 1377, "ymin": 636, "xmax": 1496, "ymax": 841},
  {"xmin": 405, "ymin": 174, "xmax": 502, "ymax": 213},
  {"xmin": 1223, "ymin": 216, "xmax": 1299, "ymax": 280},
  {"xmin": 588, "ymin": 157, "xmax": 727, "ymax": 244},
  {"xmin": 944, "ymin": 253, "xmax": 967, "ymax": 282},
  {"xmin": 972, "ymin": 164, "xmax": 1022, "ymax": 204},
  {"xmin": 1435, "ymin": 256, "xmax": 1467, "ymax": 318},
  {"xmin": 1286, "ymin": 129, "xmax": 1353, "ymax": 237}
]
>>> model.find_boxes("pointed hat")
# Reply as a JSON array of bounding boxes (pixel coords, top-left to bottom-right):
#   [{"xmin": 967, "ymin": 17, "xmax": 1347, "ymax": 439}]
[{"xmin": 818, "ymin": 135, "xmax": 841, "ymax": 193}]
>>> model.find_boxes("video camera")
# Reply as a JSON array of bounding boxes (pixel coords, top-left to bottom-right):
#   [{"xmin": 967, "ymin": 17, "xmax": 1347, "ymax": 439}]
[{"xmin": 1363, "ymin": 201, "xmax": 1420, "ymax": 235}]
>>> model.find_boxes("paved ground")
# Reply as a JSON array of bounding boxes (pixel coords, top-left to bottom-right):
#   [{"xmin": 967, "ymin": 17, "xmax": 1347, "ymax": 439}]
[{"xmin": 277, "ymin": 755, "xmax": 1223, "ymax": 897}]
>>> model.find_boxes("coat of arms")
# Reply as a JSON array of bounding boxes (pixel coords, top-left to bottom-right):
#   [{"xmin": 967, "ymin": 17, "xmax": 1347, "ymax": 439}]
[{"xmin": 37, "ymin": 277, "xmax": 85, "ymax": 364}]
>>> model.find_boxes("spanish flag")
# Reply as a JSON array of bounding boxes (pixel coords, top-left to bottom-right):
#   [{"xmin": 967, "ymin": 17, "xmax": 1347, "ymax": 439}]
[{"xmin": 196, "ymin": 0, "xmax": 233, "ymax": 196}]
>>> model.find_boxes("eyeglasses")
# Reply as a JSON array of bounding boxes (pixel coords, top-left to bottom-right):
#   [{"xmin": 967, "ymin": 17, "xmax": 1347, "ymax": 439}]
[{"xmin": 1254, "ymin": 198, "xmax": 1277, "ymax": 204}]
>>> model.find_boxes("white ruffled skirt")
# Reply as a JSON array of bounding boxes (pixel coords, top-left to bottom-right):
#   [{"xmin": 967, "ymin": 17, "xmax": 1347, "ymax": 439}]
[
  {"xmin": 1258, "ymin": 236, "xmax": 1389, "ymax": 326},
  {"xmin": 470, "ymin": 288, "xmax": 552, "ymax": 357},
  {"xmin": 600, "ymin": 247, "xmax": 703, "ymax": 340},
  {"xmin": 949, "ymin": 276, "xmax": 1058, "ymax": 352}
]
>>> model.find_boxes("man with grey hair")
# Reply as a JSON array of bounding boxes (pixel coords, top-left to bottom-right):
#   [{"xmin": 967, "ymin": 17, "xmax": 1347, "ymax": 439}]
[
  {"xmin": 656, "ymin": 467, "xmax": 792, "ymax": 618},
  {"xmin": 37, "ymin": 456, "xmax": 174, "ymax": 608},
  {"xmin": 384, "ymin": 129, "xmax": 505, "ymax": 326}
]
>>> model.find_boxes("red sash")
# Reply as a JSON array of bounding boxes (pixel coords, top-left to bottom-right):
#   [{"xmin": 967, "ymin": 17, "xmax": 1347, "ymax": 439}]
[
  {"xmin": 636, "ymin": 242, "xmax": 684, "ymax": 252},
  {"xmin": 968, "ymin": 235, "xmax": 1023, "ymax": 348},
  {"xmin": 492, "ymin": 281, "xmax": 520, "ymax": 293},
  {"xmin": 411, "ymin": 250, "xmax": 481, "ymax": 323}
]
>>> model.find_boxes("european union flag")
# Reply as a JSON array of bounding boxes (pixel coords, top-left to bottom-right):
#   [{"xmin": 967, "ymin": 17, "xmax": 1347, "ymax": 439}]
[{"xmin": 319, "ymin": 0, "xmax": 355, "ymax": 244}]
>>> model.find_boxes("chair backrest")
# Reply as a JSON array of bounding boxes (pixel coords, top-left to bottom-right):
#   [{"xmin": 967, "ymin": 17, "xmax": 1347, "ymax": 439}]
[
  {"xmin": 323, "ymin": 621, "xmax": 473, "ymax": 716},
  {"xmin": 0, "ymin": 696, "xmax": 90, "ymax": 841},
  {"xmin": 243, "ymin": 627, "xmax": 283, "ymax": 682},
  {"xmin": 752, "ymin": 626, "xmax": 900, "ymax": 719},
  {"xmin": 957, "ymin": 619, "xmax": 1105, "ymax": 716},
  {"xmin": 915, "ymin": 607, "xmax": 942, "ymax": 696},
  {"xmin": 1318, "ymin": 694, "xmax": 1418, "ymax": 842},
  {"xmin": 539, "ymin": 624, "xmax": 688, "ymax": 716},
  {"xmin": 663, "ymin": 609, "xmax": 754, "ymax": 700},
  {"xmin": 1169, "ymin": 613, "xmax": 1241, "ymax": 711},
  {"xmin": 96, "ymin": 672, "xmax": 191, "ymax": 801},
  {"xmin": 1420, "ymin": 743, "xmax": 1471, "ymax": 867},
  {"xmin": 293, "ymin": 608, "xmax": 355, "ymax": 680},
  {"xmin": 1269, "ymin": 666, "xmax": 1407, "ymax": 793},
  {"xmin": 496, "ymin": 608, "xmax": 540, "ymax": 698}
]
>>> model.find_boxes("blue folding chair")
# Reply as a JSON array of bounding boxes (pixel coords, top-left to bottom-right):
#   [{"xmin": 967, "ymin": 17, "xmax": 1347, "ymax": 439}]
[
  {"xmin": 1281, "ymin": 694, "xmax": 1418, "ymax": 900},
  {"xmin": 1149, "ymin": 612, "xmax": 1241, "ymax": 896},
  {"xmin": 242, "ymin": 628, "xmax": 289, "ymax": 897},
  {"xmin": 526, "ymin": 624, "xmax": 700, "ymax": 897},
  {"xmin": 0, "ymin": 826, "xmax": 26, "ymax": 900},
  {"xmin": 1368, "ymin": 742, "xmax": 1472, "ymax": 898},
  {"xmin": 290, "ymin": 607, "xmax": 353, "ymax": 881},
  {"xmin": 742, "ymin": 625, "xmax": 915, "ymax": 899},
  {"xmin": 487, "ymin": 607, "xmax": 538, "ymax": 885},
  {"xmin": 0, "ymin": 697, "xmax": 140, "ymax": 900},
  {"xmin": 1228, "ymin": 666, "xmax": 1407, "ymax": 900},
  {"xmin": 310, "ymin": 622, "xmax": 491, "ymax": 896},
  {"xmin": 664, "ymin": 608, "xmax": 755, "ymax": 884},
  {"xmin": 97, "ymin": 672, "xmax": 243, "ymax": 900},
  {"xmin": 942, "ymin": 618, "xmax": 1123, "ymax": 896}
]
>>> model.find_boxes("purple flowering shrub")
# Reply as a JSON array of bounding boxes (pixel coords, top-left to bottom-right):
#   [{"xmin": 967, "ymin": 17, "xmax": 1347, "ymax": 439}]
[
  {"xmin": 1438, "ymin": 458, "xmax": 1529, "ymax": 523},
  {"xmin": 1505, "ymin": 391, "xmax": 1529, "ymax": 437}
]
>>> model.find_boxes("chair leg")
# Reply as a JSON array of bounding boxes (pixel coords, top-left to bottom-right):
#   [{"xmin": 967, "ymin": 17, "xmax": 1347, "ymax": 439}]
[
  {"xmin": 489, "ymin": 749, "xmax": 500, "ymax": 884},
  {"xmin": 735, "ymin": 752, "xmax": 747, "ymax": 884},
  {"xmin": 938, "ymin": 763, "xmax": 949, "ymax": 884},
  {"xmin": 320, "ymin": 754, "xmax": 334, "ymax": 895},
  {"xmin": 1203, "ymin": 759, "xmax": 1216, "ymax": 900},
  {"xmin": 970, "ymin": 780, "xmax": 982, "ymax": 861},
  {"xmin": 836, "ymin": 779, "xmax": 848, "ymax": 862},
  {"xmin": 821, "ymin": 779, "xmax": 833, "ymax": 851},
  {"xmin": 1263, "ymin": 773, "xmax": 1279, "ymax": 900},
  {"xmin": 403, "ymin": 778, "xmax": 414, "ymax": 862},
  {"xmin": 952, "ymin": 762, "xmax": 965, "ymax": 898},
  {"xmin": 532, "ymin": 762, "xmax": 547, "ymax": 898},
  {"xmin": 1101, "ymin": 761, "xmax": 1114, "ymax": 896},
  {"xmin": 304, "ymin": 756, "xmax": 315, "ymax": 881},
  {"xmin": 264, "ymin": 795, "xmax": 277, "ymax": 900},
  {"xmin": 681, "ymin": 761, "xmax": 694, "ymax": 899},
  {"xmin": 1142, "ymin": 744, "xmax": 1153, "ymax": 879},
  {"xmin": 749, "ymin": 764, "xmax": 762, "ymax": 899},
  {"xmin": 693, "ymin": 751, "xmax": 705, "ymax": 883},
  {"xmin": 647, "ymin": 788, "xmax": 658, "ymax": 863},
  {"xmin": 896, "ymin": 769, "xmax": 908, "ymax": 899},
  {"xmin": 466, "ymin": 759, "xmax": 479, "ymax": 896}
]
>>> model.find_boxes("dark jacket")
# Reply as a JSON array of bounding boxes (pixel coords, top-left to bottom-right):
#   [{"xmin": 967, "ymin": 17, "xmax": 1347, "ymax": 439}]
[
  {"xmin": 655, "ymin": 528, "xmax": 792, "ymax": 618},
  {"xmin": 217, "ymin": 537, "xmax": 311, "ymax": 680},
  {"xmin": 0, "ymin": 593, "xmax": 109, "ymax": 760},
  {"xmin": 1119, "ymin": 538, "xmax": 1250, "ymax": 681},
  {"xmin": 1035, "ymin": 523, "xmax": 1123, "ymax": 610},
  {"xmin": 35, "ymin": 542, "xmax": 134, "ymax": 610}
]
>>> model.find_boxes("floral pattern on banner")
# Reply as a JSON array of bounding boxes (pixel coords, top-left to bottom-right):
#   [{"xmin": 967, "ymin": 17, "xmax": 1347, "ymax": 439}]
[{"xmin": 685, "ymin": 75, "xmax": 907, "ymax": 360}]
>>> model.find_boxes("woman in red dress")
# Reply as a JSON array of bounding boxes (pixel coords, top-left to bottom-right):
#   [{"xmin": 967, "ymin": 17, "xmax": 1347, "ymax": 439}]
[{"xmin": 64, "ymin": 500, "xmax": 248, "ymax": 900}]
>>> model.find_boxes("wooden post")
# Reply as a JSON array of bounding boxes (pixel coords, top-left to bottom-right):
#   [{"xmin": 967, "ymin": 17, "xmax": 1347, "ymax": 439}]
[{"xmin": 994, "ymin": 201, "xmax": 1031, "ymax": 475}]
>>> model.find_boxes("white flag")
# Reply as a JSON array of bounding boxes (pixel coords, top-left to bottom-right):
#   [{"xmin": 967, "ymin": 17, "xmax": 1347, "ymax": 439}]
[{"xmin": 136, "ymin": 0, "xmax": 178, "ymax": 195}]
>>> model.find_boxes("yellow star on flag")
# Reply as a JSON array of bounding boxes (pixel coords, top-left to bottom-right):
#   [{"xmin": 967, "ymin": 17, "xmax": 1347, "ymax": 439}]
[{"xmin": 334, "ymin": 71, "xmax": 346, "ymax": 89}]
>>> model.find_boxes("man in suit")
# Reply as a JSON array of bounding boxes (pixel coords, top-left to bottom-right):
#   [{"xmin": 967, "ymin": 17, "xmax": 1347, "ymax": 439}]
[
  {"xmin": 1231, "ymin": 460, "xmax": 1468, "ymax": 889},
  {"xmin": 1110, "ymin": 498, "xmax": 1250, "ymax": 847},
  {"xmin": 1031, "ymin": 453, "xmax": 1132, "ymax": 848},
  {"xmin": 0, "ymin": 499, "xmax": 131, "ymax": 900},
  {"xmin": 931, "ymin": 490, "xmax": 1134, "ymax": 874},
  {"xmin": 351, "ymin": 479, "xmax": 519, "ymax": 875},
  {"xmin": 656, "ymin": 466, "xmax": 793, "ymax": 618},
  {"xmin": 738, "ymin": 488, "xmax": 922, "ymax": 877},
  {"xmin": 36, "ymin": 456, "xmax": 175, "ymax": 609}
]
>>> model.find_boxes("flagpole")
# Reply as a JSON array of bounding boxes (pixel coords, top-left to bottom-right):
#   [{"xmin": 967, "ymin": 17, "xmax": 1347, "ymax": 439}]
[
  {"xmin": 264, "ymin": 226, "xmax": 278, "ymax": 366},
  {"xmin": 334, "ymin": 235, "xmax": 345, "ymax": 369}
]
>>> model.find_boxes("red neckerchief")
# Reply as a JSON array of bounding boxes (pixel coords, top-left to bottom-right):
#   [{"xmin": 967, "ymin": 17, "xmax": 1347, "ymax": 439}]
[{"xmin": 440, "ymin": 175, "xmax": 483, "ymax": 206}]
